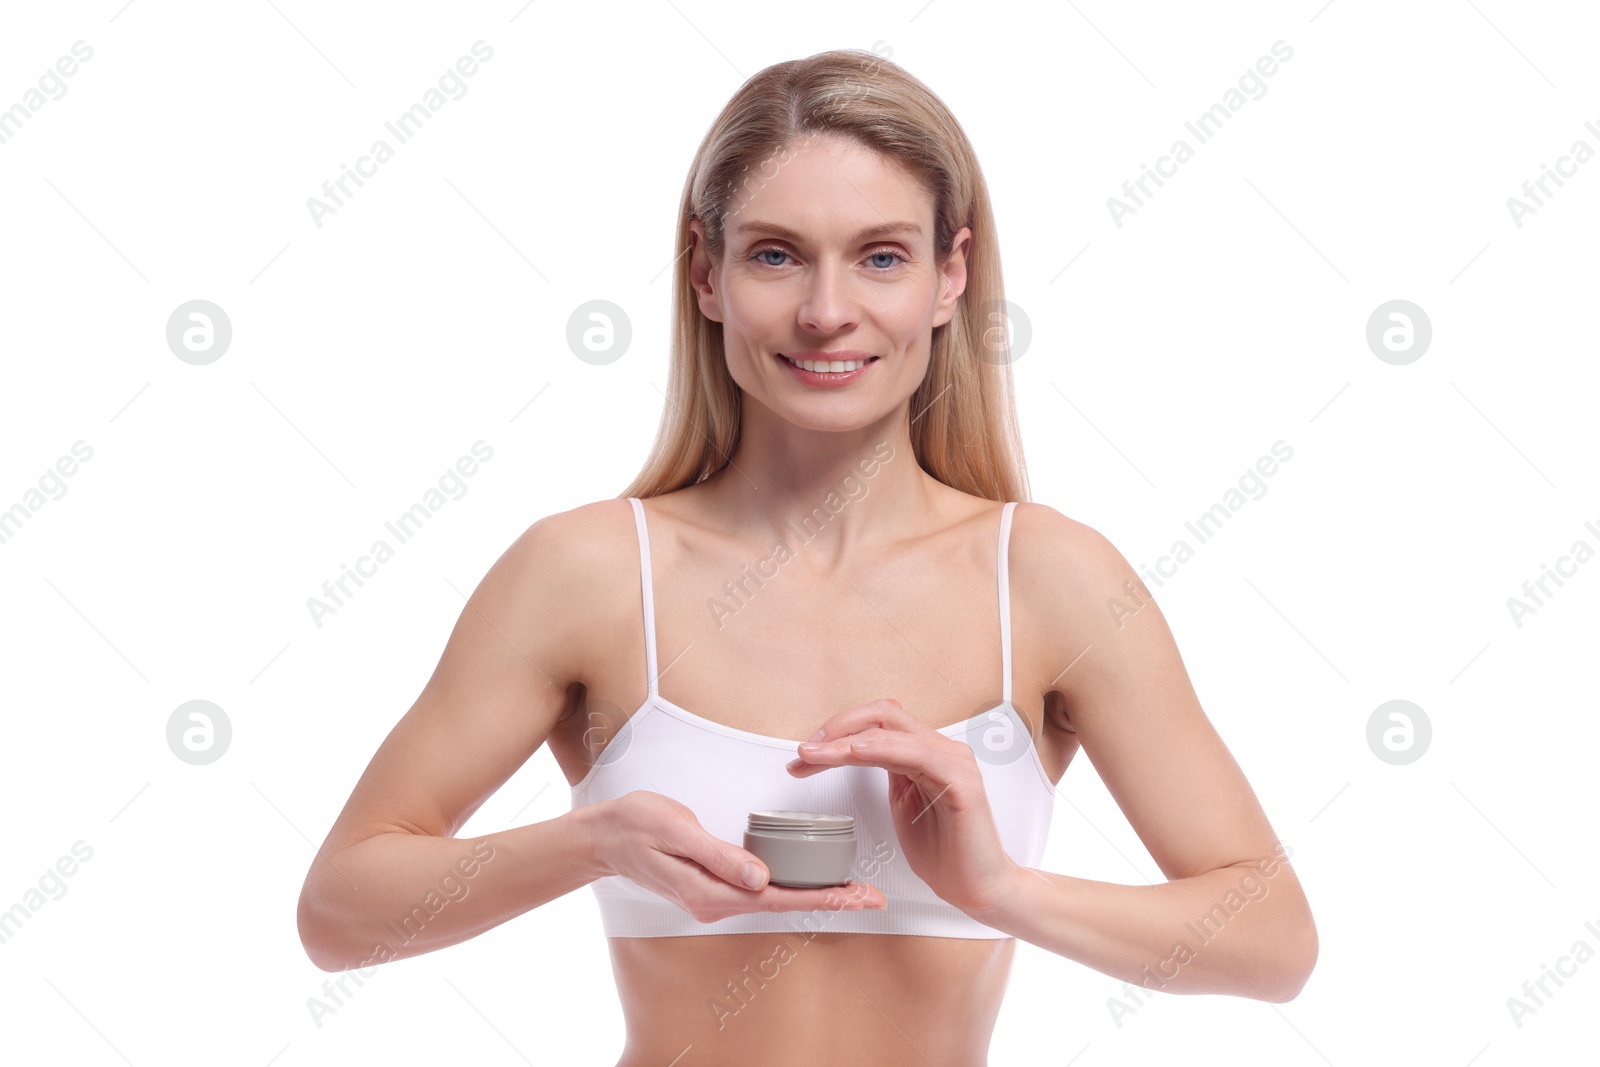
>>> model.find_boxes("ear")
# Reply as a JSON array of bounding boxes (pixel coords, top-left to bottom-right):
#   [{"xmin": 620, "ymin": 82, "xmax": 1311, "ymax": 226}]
[
  {"xmin": 688, "ymin": 218, "xmax": 724, "ymax": 324},
  {"xmin": 931, "ymin": 225, "xmax": 972, "ymax": 329}
]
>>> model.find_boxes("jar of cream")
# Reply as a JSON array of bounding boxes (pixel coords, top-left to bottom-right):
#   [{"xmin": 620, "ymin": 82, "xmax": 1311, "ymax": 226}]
[{"xmin": 744, "ymin": 810, "xmax": 856, "ymax": 888}]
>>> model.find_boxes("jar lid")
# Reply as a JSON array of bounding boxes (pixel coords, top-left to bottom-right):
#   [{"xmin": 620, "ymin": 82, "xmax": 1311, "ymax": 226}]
[{"xmin": 747, "ymin": 810, "xmax": 855, "ymax": 835}]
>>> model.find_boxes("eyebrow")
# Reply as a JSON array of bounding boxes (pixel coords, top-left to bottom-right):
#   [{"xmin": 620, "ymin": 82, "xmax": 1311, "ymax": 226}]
[{"xmin": 734, "ymin": 220, "xmax": 924, "ymax": 245}]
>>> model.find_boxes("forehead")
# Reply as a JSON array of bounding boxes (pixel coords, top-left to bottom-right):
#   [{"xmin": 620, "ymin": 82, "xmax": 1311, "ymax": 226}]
[{"xmin": 729, "ymin": 136, "xmax": 933, "ymax": 242}]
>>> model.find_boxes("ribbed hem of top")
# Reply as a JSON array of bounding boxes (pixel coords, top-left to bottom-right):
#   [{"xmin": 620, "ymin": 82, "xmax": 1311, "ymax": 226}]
[{"xmin": 591, "ymin": 884, "xmax": 1014, "ymax": 939}]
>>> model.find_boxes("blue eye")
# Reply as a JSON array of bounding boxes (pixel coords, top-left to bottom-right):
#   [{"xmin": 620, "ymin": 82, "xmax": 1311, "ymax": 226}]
[{"xmin": 747, "ymin": 246, "xmax": 910, "ymax": 270}]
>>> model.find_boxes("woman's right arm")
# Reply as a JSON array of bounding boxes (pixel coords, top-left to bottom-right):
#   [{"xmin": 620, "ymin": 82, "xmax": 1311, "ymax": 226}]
[{"xmin": 295, "ymin": 506, "xmax": 611, "ymax": 972}]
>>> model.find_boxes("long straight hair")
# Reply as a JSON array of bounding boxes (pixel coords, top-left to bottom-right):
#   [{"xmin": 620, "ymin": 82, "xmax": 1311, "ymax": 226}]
[{"xmin": 619, "ymin": 48, "xmax": 1029, "ymax": 504}]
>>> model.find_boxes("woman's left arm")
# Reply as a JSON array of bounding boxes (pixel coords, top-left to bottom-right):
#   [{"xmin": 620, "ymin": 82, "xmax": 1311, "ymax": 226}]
[
  {"xmin": 970, "ymin": 504, "xmax": 1318, "ymax": 1002},
  {"xmin": 790, "ymin": 504, "xmax": 1317, "ymax": 1002}
]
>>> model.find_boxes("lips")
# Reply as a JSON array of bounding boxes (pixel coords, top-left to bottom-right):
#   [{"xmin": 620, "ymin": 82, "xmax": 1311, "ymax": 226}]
[
  {"xmin": 774, "ymin": 350, "xmax": 879, "ymax": 385},
  {"xmin": 777, "ymin": 351, "xmax": 878, "ymax": 372},
  {"xmin": 784, "ymin": 350, "xmax": 875, "ymax": 362}
]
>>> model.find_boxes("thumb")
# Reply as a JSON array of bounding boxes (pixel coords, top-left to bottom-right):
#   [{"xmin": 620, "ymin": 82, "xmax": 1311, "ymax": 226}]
[
  {"xmin": 732, "ymin": 850, "xmax": 769, "ymax": 890},
  {"xmin": 681, "ymin": 828, "xmax": 768, "ymax": 889}
]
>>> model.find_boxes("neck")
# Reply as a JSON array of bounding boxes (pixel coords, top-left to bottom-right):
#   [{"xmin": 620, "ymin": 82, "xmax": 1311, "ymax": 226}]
[{"xmin": 697, "ymin": 396, "xmax": 944, "ymax": 564}]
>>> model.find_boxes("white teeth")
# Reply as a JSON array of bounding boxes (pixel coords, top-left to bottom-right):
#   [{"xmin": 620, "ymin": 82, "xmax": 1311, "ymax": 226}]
[{"xmin": 782, "ymin": 355, "xmax": 871, "ymax": 373}]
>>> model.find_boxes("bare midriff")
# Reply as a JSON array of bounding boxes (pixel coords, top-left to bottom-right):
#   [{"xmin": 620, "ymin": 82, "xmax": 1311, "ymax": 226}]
[{"xmin": 606, "ymin": 930, "xmax": 1015, "ymax": 1066}]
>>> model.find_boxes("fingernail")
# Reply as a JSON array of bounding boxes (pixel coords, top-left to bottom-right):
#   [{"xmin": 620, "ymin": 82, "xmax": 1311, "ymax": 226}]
[
  {"xmin": 742, "ymin": 862, "xmax": 766, "ymax": 889},
  {"xmin": 809, "ymin": 727, "xmax": 826, "ymax": 742}
]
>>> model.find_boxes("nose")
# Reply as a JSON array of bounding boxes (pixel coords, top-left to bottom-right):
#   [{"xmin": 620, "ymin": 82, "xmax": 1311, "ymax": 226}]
[{"xmin": 796, "ymin": 260, "xmax": 858, "ymax": 335}]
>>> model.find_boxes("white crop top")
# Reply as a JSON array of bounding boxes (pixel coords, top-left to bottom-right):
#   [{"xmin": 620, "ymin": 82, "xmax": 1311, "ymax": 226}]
[{"xmin": 568, "ymin": 497, "xmax": 1056, "ymax": 938}]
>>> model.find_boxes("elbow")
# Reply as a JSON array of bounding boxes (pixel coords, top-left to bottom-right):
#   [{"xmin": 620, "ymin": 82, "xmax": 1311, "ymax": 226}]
[
  {"xmin": 301, "ymin": 939, "xmax": 348, "ymax": 974},
  {"xmin": 297, "ymin": 883, "xmax": 351, "ymax": 973},
  {"xmin": 305, "ymin": 948, "xmax": 347, "ymax": 974},
  {"xmin": 1258, "ymin": 916, "xmax": 1319, "ymax": 1003}
]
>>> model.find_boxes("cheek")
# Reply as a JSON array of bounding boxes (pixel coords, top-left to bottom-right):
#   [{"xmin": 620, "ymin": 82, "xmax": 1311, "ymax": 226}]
[
  {"xmin": 882, "ymin": 290, "xmax": 937, "ymax": 337},
  {"xmin": 720, "ymin": 282, "xmax": 784, "ymax": 337}
]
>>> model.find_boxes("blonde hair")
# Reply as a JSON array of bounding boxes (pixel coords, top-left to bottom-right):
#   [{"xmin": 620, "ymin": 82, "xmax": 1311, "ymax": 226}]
[{"xmin": 619, "ymin": 47, "xmax": 1029, "ymax": 504}]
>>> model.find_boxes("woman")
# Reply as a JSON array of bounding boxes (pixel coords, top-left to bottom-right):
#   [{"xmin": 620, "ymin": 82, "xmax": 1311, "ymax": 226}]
[{"xmin": 297, "ymin": 48, "xmax": 1317, "ymax": 1064}]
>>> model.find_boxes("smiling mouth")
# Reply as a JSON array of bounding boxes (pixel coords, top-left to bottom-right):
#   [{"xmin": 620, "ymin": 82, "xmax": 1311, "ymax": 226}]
[{"xmin": 777, "ymin": 353, "xmax": 879, "ymax": 373}]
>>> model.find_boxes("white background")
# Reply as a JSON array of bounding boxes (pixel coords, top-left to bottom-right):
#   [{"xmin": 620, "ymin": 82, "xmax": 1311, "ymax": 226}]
[{"xmin": 1, "ymin": 1, "xmax": 1596, "ymax": 1064}]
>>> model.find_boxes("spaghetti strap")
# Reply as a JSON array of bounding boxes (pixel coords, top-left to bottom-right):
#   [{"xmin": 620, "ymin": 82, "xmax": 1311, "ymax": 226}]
[
  {"xmin": 997, "ymin": 501, "xmax": 1018, "ymax": 706},
  {"xmin": 627, "ymin": 498, "xmax": 659, "ymax": 700}
]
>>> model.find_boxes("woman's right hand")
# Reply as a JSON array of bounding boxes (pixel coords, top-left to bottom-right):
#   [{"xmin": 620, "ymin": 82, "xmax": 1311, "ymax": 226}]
[{"xmin": 591, "ymin": 790, "xmax": 887, "ymax": 923}]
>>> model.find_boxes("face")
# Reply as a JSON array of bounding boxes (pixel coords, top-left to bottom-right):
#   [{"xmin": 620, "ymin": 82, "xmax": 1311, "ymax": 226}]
[{"xmin": 688, "ymin": 134, "xmax": 971, "ymax": 433}]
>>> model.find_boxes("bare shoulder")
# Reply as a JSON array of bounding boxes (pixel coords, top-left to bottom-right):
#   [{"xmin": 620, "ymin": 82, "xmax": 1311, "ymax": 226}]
[
  {"xmin": 506, "ymin": 497, "xmax": 637, "ymax": 573},
  {"xmin": 1007, "ymin": 501, "xmax": 1129, "ymax": 605},
  {"xmin": 1005, "ymin": 501, "xmax": 1148, "ymax": 682},
  {"xmin": 489, "ymin": 497, "xmax": 640, "ymax": 686}
]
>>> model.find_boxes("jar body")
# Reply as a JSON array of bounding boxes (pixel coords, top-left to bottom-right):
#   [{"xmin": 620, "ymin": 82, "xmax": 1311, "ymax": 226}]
[{"xmin": 743, "ymin": 810, "xmax": 856, "ymax": 888}]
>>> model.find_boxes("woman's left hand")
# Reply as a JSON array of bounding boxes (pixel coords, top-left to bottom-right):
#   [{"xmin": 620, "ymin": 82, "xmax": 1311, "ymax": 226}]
[{"xmin": 785, "ymin": 698, "xmax": 1020, "ymax": 916}]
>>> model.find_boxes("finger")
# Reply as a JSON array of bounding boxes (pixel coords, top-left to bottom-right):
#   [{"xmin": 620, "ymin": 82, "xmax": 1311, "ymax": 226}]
[
  {"xmin": 682, "ymin": 871, "xmax": 888, "ymax": 914},
  {"xmin": 792, "ymin": 726, "xmax": 902, "ymax": 763},
  {"xmin": 643, "ymin": 795, "xmax": 786, "ymax": 891},
  {"xmin": 814, "ymin": 880, "xmax": 887, "ymax": 909},
  {"xmin": 786, "ymin": 731, "xmax": 895, "ymax": 777},
  {"xmin": 789, "ymin": 730, "xmax": 955, "ymax": 782},
  {"xmin": 665, "ymin": 818, "xmax": 774, "ymax": 890},
  {"xmin": 757, "ymin": 879, "xmax": 887, "ymax": 910},
  {"xmin": 805, "ymin": 697, "xmax": 911, "ymax": 746}
]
